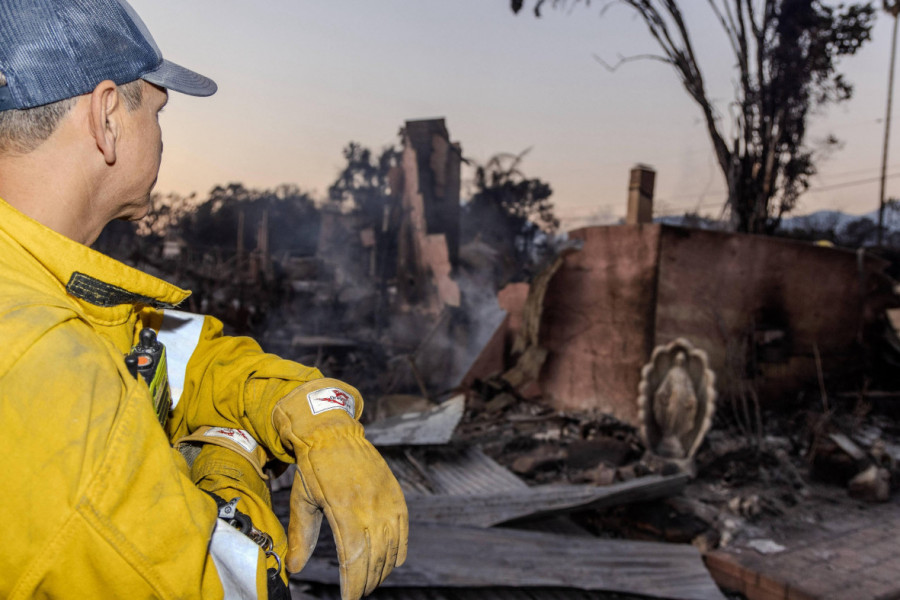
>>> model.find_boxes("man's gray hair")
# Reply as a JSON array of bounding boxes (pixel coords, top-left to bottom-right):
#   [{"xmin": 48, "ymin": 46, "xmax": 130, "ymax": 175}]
[{"xmin": 0, "ymin": 73, "xmax": 144, "ymax": 154}]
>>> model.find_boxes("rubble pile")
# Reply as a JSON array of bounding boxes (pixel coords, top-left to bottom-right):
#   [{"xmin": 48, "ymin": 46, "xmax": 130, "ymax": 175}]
[
  {"xmin": 456, "ymin": 397, "xmax": 645, "ymax": 486},
  {"xmin": 460, "ymin": 379, "xmax": 900, "ymax": 541},
  {"xmin": 273, "ymin": 395, "xmax": 725, "ymax": 600},
  {"xmin": 272, "ymin": 366, "xmax": 900, "ymax": 600}
]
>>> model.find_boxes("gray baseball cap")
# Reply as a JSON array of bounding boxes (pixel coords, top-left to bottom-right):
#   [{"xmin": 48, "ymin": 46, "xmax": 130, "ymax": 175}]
[{"xmin": 0, "ymin": 0, "xmax": 217, "ymax": 111}]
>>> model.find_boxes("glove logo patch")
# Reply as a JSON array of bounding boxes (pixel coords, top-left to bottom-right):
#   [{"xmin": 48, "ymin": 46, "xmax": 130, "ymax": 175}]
[
  {"xmin": 307, "ymin": 387, "xmax": 355, "ymax": 417},
  {"xmin": 203, "ymin": 427, "xmax": 259, "ymax": 453}
]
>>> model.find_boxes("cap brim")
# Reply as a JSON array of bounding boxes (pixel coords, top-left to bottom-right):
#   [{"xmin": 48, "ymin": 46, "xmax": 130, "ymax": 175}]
[{"xmin": 142, "ymin": 59, "xmax": 217, "ymax": 97}]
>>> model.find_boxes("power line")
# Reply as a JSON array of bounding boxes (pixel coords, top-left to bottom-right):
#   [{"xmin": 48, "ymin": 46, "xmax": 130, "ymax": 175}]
[
  {"xmin": 654, "ymin": 172, "xmax": 900, "ymax": 216},
  {"xmin": 562, "ymin": 169, "xmax": 900, "ymax": 220},
  {"xmin": 650, "ymin": 166, "xmax": 900, "ymax": 206},
  {"xmin": 816, "ymin": 163, "xmax": 900, "ymax": 179},
  {"xmin": 806, "ymin": 172, "xmax": 900, "ymax": 193}
]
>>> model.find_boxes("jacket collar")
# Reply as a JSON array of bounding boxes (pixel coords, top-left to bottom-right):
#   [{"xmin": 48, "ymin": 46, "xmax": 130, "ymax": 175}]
[{"xmin": 0, "ymin": 197, "xmax": 189, "ymax": 322}]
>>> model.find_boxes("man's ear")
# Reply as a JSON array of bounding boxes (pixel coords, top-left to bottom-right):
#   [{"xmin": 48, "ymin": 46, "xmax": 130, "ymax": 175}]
[{"xmin": 89, "ymin": 80, "xmax": 121, "ymax": 165}]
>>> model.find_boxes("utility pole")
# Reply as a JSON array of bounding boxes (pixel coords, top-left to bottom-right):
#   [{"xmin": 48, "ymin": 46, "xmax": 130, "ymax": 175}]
[{"xmin": 878, "ymin": 0, "xmax": 900, "ymax": 246}]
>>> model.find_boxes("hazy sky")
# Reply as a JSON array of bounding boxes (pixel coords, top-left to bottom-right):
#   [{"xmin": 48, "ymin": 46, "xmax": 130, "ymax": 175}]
[{"xmin": 131, "ymin": 0, "xmax": 900, "ymax": 230}]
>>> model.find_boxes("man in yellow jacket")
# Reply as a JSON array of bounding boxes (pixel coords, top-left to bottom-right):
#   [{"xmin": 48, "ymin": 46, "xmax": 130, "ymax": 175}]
[{"xmin": 0, "ymin": 1, "xmax": 408, "ymax": 599}]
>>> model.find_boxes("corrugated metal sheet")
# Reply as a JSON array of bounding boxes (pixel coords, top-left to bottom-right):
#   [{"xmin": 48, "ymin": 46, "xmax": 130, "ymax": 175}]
[
  {"xmin": 382, "ymin": 446, "xmax": 527, "ymax": 498},
  {"xmin": 366, "ymin": 395, "xmax": 465, "ymax": 447}
]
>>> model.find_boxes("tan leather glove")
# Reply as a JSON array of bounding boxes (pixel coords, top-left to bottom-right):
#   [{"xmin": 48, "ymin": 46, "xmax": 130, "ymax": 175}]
[{"xmin": 272, "ymin": 378, "xmax": 408, "ymax": 600}]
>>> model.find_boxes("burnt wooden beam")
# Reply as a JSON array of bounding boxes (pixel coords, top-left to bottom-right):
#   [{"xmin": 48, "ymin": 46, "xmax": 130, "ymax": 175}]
[
  {"xmin": 406, "ymin": 473, "xmax": 689, "ymax": 527},
  {"xmin": 293, "ymin": 521, "xmax": 725, "ymax": 600}
]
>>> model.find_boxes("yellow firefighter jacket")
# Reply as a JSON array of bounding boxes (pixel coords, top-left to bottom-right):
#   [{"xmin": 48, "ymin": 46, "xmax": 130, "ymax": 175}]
[{"xmin": 0, "ymin": 197, "xmax": 323, "ymax": 599}]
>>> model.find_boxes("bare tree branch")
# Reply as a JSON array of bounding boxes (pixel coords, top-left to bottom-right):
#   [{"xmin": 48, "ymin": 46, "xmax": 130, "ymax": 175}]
[
  {"xmin": 592, "ymin": 52, "xmax": 672, "ymax": 71},
  {"xmin": 706, "ymin": 0, "xmax": 742, "ymax": 61}
]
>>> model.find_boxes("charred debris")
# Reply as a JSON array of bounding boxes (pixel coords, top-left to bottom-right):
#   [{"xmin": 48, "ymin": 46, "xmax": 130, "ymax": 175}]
[{"xmin": 98, "ymin": 119, "xmax": 900, "ymax": 600}]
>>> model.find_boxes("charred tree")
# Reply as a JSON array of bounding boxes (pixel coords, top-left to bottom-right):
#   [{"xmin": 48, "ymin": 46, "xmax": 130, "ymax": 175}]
[{"xmin": 513, "ymin": 0, "xmax": 876, "ymax": 234}]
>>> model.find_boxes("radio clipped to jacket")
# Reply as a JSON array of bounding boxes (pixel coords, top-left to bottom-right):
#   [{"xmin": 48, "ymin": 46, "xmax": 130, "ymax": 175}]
[{"xmin": 125, "ymin": 328, "xmax": 173, "ymax": 426}]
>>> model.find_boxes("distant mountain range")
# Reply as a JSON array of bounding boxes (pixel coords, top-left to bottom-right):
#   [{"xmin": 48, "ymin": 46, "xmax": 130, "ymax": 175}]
[
  {"xmin": 562, "ymin": 208, "xmax": 900, "ymax": 246},
  {"xmin": 778, "ymin": 208, "xmax": 900, "ymax": 235}
]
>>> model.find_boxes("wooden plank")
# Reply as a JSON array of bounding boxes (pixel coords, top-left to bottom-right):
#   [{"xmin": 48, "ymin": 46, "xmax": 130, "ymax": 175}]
[
  {"xmin": 406, "ymin": 473, "xmax": 689, "ymax": 527},
  {"xmin": 293, "ymin": 522, "xmax": 726, "ymax": 600},
  {"xmin": 296, "ymin": 584, "xmax": 637, "ymax": 600},
  {"xmin": 293, "ymin": 584, "xmax": 634, "ymax": 600}
]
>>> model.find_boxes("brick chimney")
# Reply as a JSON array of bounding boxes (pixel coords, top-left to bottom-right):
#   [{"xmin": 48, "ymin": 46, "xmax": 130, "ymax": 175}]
[{"xmin": 626, "ymin": 164, "xmax": 656, "ymax": 225}]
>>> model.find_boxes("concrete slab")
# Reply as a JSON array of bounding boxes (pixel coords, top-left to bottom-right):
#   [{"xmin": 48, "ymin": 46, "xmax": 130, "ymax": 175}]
[{"xmin": 705, "ymin": 490, "xmax": 900, "ymax": 600}]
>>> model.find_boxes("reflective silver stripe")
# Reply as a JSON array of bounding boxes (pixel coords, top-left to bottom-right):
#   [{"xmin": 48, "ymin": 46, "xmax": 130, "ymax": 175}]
[
  {"xmin": 157, "ymin": 309, "xmax": 205, "ymax": 408},
  {"xmin": 210, "ymin": 518, "xmax": 261, "ymax": 599},
  {"xmin": 203, "ymin": 427, "xmax": 259, "ymax": 453}
]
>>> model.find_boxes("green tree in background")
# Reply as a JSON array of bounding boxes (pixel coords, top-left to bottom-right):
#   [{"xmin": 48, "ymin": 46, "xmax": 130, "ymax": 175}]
[
  {"xmin": 512, "ymin": 0, "xmax": 876, "ymax": 234},
  {"xmin": 180, "ymin": 182, "xmax": 320, "ymax": 257},
  {"xmin": 462, "ymin": 150, "xmax": 559, "ymax": 286},
  {"xmin": 326, "ymin": 142, "xmax": 403, "ymax": 285},
  {"xmin": 327, "ymin": 141, "xmax": 400, "ymax": 220}
]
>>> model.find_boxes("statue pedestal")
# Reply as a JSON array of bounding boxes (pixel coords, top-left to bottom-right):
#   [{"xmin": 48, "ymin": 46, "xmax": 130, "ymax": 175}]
[{"xmin": 642, "ymin": 451, "xmax": 697, "ymax": 478}]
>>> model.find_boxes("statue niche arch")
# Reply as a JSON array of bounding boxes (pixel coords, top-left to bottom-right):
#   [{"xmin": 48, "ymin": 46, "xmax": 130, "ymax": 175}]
[{"xmin": 637, "ymin": 338, "xmax": 716, "ymax": 462}]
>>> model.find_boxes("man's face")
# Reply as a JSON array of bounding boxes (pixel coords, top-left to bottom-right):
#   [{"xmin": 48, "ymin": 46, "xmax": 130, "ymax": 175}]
[{"xmin": 112, "ymin": 81, "xmax": 168, "ymax": 221}]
